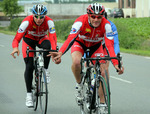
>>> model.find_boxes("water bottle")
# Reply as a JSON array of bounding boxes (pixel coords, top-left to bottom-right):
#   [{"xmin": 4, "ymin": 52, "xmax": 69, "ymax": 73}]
[
  {"xmin": 90, "ymin": 78, "xmax": 95, "ymax": 94},
  {"xmin": 94, "ymin": 71, "xmax": 96, "ymax": 79}
]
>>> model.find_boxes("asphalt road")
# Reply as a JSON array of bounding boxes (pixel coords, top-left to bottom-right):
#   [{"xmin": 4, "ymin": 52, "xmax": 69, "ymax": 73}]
[{"xmin": 0, "ymin": 33, "xmax": 150, "ymax": 114}]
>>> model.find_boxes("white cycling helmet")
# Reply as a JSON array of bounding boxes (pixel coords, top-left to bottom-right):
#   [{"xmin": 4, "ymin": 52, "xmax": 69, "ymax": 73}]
[{"xmin": 32, "ymin": 4, "xmax": 47, "ymax": 15}]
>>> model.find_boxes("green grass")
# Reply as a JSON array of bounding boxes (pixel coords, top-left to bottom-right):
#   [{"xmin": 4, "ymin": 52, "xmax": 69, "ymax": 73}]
[
  {"xmin": 109, "ymin": 17, "xmax": 150, "ymax": 50},
  {"xmin": 110, "ymin": 17, "xmax": 150, "ymax": 39},
  {"xmin": 0, "ymin": 27, "xmax": 16, "ymax": 35},
  {"xmin": 120, "ymin": 48, "xmax": 150, "ymax": 57}
]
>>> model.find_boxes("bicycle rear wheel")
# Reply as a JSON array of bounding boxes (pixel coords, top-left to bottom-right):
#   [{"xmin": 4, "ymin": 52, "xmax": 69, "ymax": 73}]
[{"xmin": 39, "ymin": 68, "xmax": 48, "ymax": 114}]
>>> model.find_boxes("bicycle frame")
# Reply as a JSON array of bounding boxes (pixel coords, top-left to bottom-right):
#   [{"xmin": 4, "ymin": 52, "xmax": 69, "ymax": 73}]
[{"xmin": 79, "ymin": 49, "xmax": 122, "ymax": 114}]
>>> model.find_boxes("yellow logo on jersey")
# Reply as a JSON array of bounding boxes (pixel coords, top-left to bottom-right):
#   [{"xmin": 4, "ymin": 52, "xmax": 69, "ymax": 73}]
[
  {"xmin": 33, "ymin": 26, "xmax": 36, "ymax": 29},
  {"xmin": 86, "ymin": 28, "xmax": 91, "ymax": 33},
  {"xmin": 49, "ymin": 26, "xmax": 55, "ymax": 33}
]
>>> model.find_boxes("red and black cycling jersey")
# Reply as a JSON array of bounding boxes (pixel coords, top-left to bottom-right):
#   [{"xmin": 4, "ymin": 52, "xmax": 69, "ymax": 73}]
[
  {"xmin": 59, "ymin": 14, "xmax": 118, "ymax": 66},
  {"xmin": 12, "ymin": 15, "xmax": 57, "ymax": 50}
]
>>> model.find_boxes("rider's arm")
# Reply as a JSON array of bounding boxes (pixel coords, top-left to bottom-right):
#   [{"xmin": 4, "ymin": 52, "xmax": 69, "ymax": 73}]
[
  {"xmin": 59, "ymin": 21, "xmax": 83, "ymax": 55},
  {"xmin": 112, "ymin": 24, "xmax": 120, "ymax": 55},
  {"xmin": 108, "ymin": 20, "xmax": 120, "ymax": 55},
  {"xmin": 47, "ymin": 20, "xmax": 57, "ymax": 50},
  {"xmin": 104, "ymin": 23, "xmax": 118, "ymax": 66},
  {"xmin": 12, "ymin": 21, "xmax": 29, "ymax": 48}
]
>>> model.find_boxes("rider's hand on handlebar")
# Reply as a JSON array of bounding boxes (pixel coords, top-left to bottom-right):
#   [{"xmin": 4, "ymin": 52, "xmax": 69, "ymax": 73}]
[
  {"xmin": 47, "ymin": 51, "xmax": 62, "ymax": 64},
  {"xmin": 11, "ymin": 47, "xmax": 20, "ymax": 59},
  {"xmin": 115, "ymin": 64, "xmax": 124, "ymax": 75}
]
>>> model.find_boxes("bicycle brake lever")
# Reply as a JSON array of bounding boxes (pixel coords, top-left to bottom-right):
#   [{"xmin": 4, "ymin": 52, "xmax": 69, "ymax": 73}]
[
  {"xmin": 116, "ymin": 53, "xmax": 122, "ymax": 72},
  {"xmin": 56, "ymin": 46, "xmax": 59, "ymax": 52}
]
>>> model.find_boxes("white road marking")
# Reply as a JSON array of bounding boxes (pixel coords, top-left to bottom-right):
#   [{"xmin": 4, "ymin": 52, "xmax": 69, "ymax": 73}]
[
  {"xmin": 0, "ymin": 44, "xmax": 4, "ymax": 47},
  {"xmin": 110, "ymin": 76, "xmax": 132, "ymax": 84},
  {"xmin": 144, "ymin": 57, "xmax": 150, "ymax": 60}
]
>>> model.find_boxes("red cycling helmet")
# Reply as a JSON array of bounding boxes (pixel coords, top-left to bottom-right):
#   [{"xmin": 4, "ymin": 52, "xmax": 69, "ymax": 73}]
[{"xmin": 87, "ymin": 3, "xmax": 105, "ymax": 15}]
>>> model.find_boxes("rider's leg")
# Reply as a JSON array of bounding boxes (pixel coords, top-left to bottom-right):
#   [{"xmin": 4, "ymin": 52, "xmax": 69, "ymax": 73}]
[
  {"xmin": 99, "ymin": 63, "xmax": 106, "ymax": 104},
  {"xmin": 22, "ymin": 39, "xmax": 35, "ymax": 93},
  {"xmin": 71, "ymin": 42, "xmax": 84, "ymax": 103},
  {"xmin": 38, "ymin": 38, "xmax": 51, "ymax": 69},
  {"xmin": 71, "ymin": 41, "xmax": 84, "ymax": 84},
  {"xmin": 105, "ymin": 60, "xmax": 110, "ymax": 79},
  {"xmin": 22, "ymin": 38, "xmax": 35, "ymax": 107},
  {"xmin": 24, "ymin": 57, "xmax": 34, "ymax": 93},
  {"xmin": 71, "ymin": 51, "xmax": 83, "ymax": 84},
  {"xmin": 71, "ymin": 51, "xmax": 83, "ymax": 104}
]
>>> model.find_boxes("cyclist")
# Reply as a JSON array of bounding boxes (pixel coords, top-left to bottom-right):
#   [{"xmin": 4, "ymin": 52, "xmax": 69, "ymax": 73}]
[
  {"xmin": 103, "ymin": 12, "xmax": 121, "ymax": 79},
  {"xmin": 10, "ymin": 4, "xmax": 57, "ymax": 107},
  {"xmin": 48, "ymin": 3, "xmax": 124, "ymax": 113}
]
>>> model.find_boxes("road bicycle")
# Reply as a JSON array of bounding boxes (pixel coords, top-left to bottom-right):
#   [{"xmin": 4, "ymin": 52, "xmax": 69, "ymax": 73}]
[
  {"xmin": 26, "ymin": 46, "xmax": 58, "ymax": 114},
  {"xmin": 78, "ymin": 49, "xmax": 122, "ymax": 114}
]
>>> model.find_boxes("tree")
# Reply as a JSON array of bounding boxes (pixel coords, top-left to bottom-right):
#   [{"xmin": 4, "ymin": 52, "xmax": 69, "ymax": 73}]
[{"xmin": 1, "ymin": 0, "xmax": 22, "ymax": 20}]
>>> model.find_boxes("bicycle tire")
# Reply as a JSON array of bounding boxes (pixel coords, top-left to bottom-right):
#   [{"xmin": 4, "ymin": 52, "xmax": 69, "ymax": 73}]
[
  {"xmin": 32, "ymin": 71, "xmax": 38, "ymax": 111},
  {"xmin": 96, "ymin": 76, "xmax": 110, "ymax": 114},
  {"xmin": 39, "ymin": 68, "xmax": 48, "ymax": 114},
  {"xmin": 105, "ymin": 70, "xmax": 111, "ymax": 105}
]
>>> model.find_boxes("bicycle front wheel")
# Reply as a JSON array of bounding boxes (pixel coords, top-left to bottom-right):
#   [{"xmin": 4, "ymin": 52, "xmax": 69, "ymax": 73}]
[
  {"xmin": 32, "ymin": 71, "xmax": 38, "ymax": 111},
  {"xmin": 80, "ymin": 70, "xmax": 93, "ymax": 114},
  {"xmin": 80, "ymin": 81, "xmax": 91, "ymax": 114},
  {"xmin": 95, "ymin": 76, "xmax": 110, "ymax": 114},
  {"xmin": 39, "ymin": 68, "xmax": 48, "ymax": 114}
]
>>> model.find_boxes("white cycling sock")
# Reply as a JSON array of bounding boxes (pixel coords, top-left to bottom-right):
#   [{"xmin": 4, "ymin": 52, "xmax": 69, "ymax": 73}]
[{"xmin": 27, "ymin": 92, "xmax": 32, "ymax": 97}]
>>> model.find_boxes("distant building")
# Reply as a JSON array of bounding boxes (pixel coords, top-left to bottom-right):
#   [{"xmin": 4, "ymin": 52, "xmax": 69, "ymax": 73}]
[{"xmin": 118, "ymin": 0, "xmax": 150, "ymax": 17}]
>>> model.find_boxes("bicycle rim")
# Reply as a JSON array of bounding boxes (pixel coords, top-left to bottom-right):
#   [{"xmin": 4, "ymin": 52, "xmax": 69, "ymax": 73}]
[{"xmin": 39, "ymin": 69, "xmax": 48, "ymax": 114}]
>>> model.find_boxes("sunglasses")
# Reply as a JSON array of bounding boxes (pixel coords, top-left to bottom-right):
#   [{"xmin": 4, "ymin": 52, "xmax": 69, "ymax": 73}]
[
  {"xmin": 35, "ymin": 15, "xmax": 45, "ymax": 19},
  {"xmin": 90, "ymin": 15, "xmax": 103, "ymax": 19}
]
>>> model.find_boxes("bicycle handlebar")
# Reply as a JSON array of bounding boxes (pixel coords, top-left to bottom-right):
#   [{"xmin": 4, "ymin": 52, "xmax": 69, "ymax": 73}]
[
  {"xmin": 26, "ymin": 46, "xmax": 58, "ymax": 58},
  {"xmin": 83, "ymin": 56, "xmax": 121, "ymax": 61},
  {"xmin": 81, "ymin": 49, "xmax": 122, "ymax": 74},
  {"xmin": 82, "ymin": 54, "xmax": 122, "ymax": 71}
]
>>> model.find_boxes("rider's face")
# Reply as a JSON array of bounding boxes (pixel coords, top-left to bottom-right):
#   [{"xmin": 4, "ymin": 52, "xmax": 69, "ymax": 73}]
[
  {"xmin": 33, "ymin": 15, "xmax": 45, "ymax": 26},
  {"xmin": 88, "ymin": 14, "xmax": 103, "ymax": 27}
]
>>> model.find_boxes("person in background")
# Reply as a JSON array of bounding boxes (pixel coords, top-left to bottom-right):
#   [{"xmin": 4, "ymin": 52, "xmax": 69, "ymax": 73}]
[
  {"xmin": 103, "ymin": 12, "xmax": 121, "ymax": 79},
  {"xmin": 11, "ymin": 4, "xmax": 57, "ymax": 107}
]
